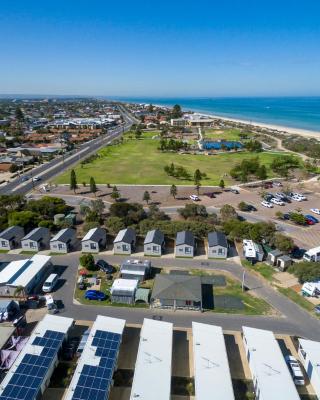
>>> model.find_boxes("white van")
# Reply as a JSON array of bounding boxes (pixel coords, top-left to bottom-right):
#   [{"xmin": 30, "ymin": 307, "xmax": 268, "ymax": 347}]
[
  {"xmin": 303, "ymin": 246, "xmax": 320, "ymax": 262},
  {"xmin": 301, "ymin": 282, "xmax": 320, "ymax": 297},
  {"xmin": 42, "ymin": 274, "xmax": 59, "ymax": 293}
]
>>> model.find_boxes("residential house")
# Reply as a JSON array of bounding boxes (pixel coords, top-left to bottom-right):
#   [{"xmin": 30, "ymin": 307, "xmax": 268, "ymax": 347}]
[
  {"xmin": 21, "ymin": 227, "xmax": 50, "ymax": 252},
  {"xmin": 50, "ymin": 228, "xmax": 77, "ymax": 254},
  {"xmin": 207, "ymin": 231, "xmax": 228, "ymax": 259},
  {"xmin": 81, "ymin": 227, "xmax": 107, "ymax": 253},
  {"xmin": 110, "ymin": 278, "xmax": 138, "ymax": 305},
  {"xmin": 144, "ymin": 229, "xmax": 165, "ymax": 256},
  {"xmin": 113, "ymin": 228, "xmax": 136, "ymax": 255},
  {"xmin": 175, "ymin": 231, "xmax": 195, "ymax": 258},
  {"xmin": 0, "ymin": 226, "xmax": 24, "ymax": 250},
  {"xmin": 120, "ymin": 259, "xmax": 151, "ymax": 281}
]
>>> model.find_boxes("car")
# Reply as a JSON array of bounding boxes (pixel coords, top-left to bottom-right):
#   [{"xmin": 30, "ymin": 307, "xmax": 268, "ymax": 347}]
[
  {"xmin": 282, "ymin": 213, "xmax": 291, "ymax": 220},
  {"xmin": 32, "ymin": 176, "xmax": 41, "ymax": 182},
  {"xmin": 314, "ymin": 305, "xmax": 320, "ymax": 314},
  {"xmin": 291, "ymin": 246, "xmax": 305, "ymax": 259},
  {"xmin": 21, "ymin": 176, "xmax": 30, "ymax": 182},
  {"xmin": 264, "ymin": 194, "xmax": 274, "ymax": 202},
  {"xmin": 273, "ymin": 181, "xmax": 283, "ymax": 187},
  {"xmin": 230, "ymin": 189, "xmax": 239, "ymax": 194},
  {"xmin": 291, "ymin": 195, "xmax": 303, "ymax": 202},
  {"xmin": 305, "ymin": 218, "xmax": 315, "ymax": 225},
  {"xmin": 275, "ymin": 192, "xmax": 286, "ymax": 199},
  {"xmin": 285, "ymin": 355, "xmax": 305, "ymax": 386},
  {"xmin": 84, "ymin": 290, "xmax": 106, "ymax": 301},
  {"xmin": 310, "ymin": 208, "xmax": 320, "ymax": 215},
  {"xmin": 305, "ymin": 214, "xmax": 318, "ymax": 223},
  {"xmin": 293, "ymin": 192, "xmax": 307, "ymax": 200},
  {"xmin": 261, "ymin": 200, "xmax": 273, "ymax": 208},
  {"xmin": 270, "ymin": 198, "xmax": 285, "ymax": 206},
  {"xmin": 263, "ymin": 182, "xmax": 273, "ymax": 189},
  {"xmin": 247, "ymin": 204, "xmax": 257, "ymax": 212},
  {"xmin": 96, "ymin": 259, "xmax": 114, "ymax": 274},
  {"xmin": 189, "ymin": 194, "xmax": 200, "ymax": 201}
]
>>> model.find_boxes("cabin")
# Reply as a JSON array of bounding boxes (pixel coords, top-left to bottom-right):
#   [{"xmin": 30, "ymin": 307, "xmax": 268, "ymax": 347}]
[
  {"xmin": 81, "ymin": 227, "xmax": 107, "ymax": 253},
  {"xmin": 21, "ymin": 227, "xmax": 50, "ymax": 252},
  {"xmin": 50, "ymin": 228, "xmax": 77, "ymax": 254},
  {"xmin": 175, "ymin": 231, "xmax": 195, "ymax": 258},
  {"xmin": 207, "ymin": 231, "xmax": 228, "ymax": 259},
  {"xmin": 113, "ymin": 228, "xmax": 136, "ymax": 255},
  {"xmin": 144, "ymin": 229, "xmax": 165, "ymax": 256},
  {"xmin": 0, "ymin": 226, "xmax": 24, "ymax": 250}
]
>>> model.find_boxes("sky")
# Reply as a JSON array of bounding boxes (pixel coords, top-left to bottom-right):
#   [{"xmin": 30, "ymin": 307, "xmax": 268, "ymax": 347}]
[{"xmin": 0, "ymin": 0, "xmax": 320, "ymax": 97}]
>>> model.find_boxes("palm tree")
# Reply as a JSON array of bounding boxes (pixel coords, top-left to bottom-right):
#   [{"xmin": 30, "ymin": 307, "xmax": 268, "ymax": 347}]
[{"xmin": 14, "ymin": 285, "xmax": 26, "ymax": 300}]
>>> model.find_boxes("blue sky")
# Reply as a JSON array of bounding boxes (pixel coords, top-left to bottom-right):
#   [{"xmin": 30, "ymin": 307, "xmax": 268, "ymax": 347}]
[{"xmin": 0, "ymin": 0, "xmax": 320, "ymax": 97}]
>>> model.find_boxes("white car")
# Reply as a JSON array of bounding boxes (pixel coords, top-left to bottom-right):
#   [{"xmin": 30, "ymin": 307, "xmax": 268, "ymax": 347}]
[
  {"xmin": 291, "ymin": 195, "xmax": 303, "ymax": 202},
  {"xmin": 273, "ymin": 181, "xmax": 283, "ymax": 187},
  {"xmin": 285, "ymin": 355, "xmax": 305, "ymax": 386},
  {"xmin": 293, "ymin": 192, "xmax": 307, "ymax": 200},
  {"xmin": 261, "ymin": 200, "xmax": 273, "ymax": 208},
  {"xmin": 270, "ymin": 198, "xmax": 284, "ymax": 206},
  {"xmin": 32, "ymin": 176, "xmax": 41, "ymax": 182},
  {"xmin": 189, "ymin": 194, "xmax": 200, "ymax": 201},
  {"xmin": 311, "ymin": 208, "xmax": 320, "ymax": 215}
]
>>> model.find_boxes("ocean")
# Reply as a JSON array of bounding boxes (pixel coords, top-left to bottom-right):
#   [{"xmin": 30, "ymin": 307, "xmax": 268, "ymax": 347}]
[{"xmin": 109, "ymin": 96, "xmax": 320, "ymax": 133}]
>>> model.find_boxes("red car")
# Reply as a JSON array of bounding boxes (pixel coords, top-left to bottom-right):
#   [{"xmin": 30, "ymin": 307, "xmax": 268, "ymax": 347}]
[{"xmin": 305, "ymin": 218, "xmax": 315, "ymax": 225}]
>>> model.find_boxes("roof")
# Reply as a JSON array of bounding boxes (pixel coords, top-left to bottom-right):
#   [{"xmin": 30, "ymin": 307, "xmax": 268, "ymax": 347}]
[
  {"xmin": 130, "ymin": 318, "xmax": 173, "ymax": 400},
  {"xmin": 111, "ymin": 278, "xmax": 138, "ymax": 293},
  {"xmin": 192, "ymin": 322, "xmax": 234, "ymax": 400},
  {"xmin": 81, "ymin": 227, "xmax": 105, "ymax": 242},
  {"xmin": 268, "ymin": 249, "xmax": 283, "ymax": 257},
  {"xmin": 0, "ymin": 226, "xmax": 23, "ymax": 240},
  {"xmin": 120, "ymin": 260, "xmax": 150, "ymax": 275},
  {"xmin": 50, "ymin": 228, "xmax": 76, "ymax": 243},
  {"xmin": 135, "ymin": 288, "xmax": 150, "ymax": 303},
  {"xmin": 7, "ymin": 255, "xmax": 51, "ymax": 288},
  {"xmin": 243, "ymin": 327, "xmax": 300, "ymax": 400},
  {"xmin": 298, "ymin": 339, "xmax": 320, "ymax": 383},
  {"xmin": 0, "ymin": 259, "xmax": 30, "ymax": 285},
  {"xmin": 208, "ymin": 231, "xmax": 228, "ymax": 248},
  {"xmin": 144, "ymin": 229, "xmax": 164, "ymax": 245},
  {"xmin": 278, "ymin": 255, "xmax": 292, "ymax": 262},
  {"xmin": 0, "ymin": 326, "xmax": 15, "ymax": 349},
  {"xmin": 176, "ymin": 231, "xmax": 194, "ymax": 247},
  {"xmin": 114, "ymin": 228, "xmax": 136, "ymax": 244},
  {"xmin": 22, "ymin": 227, "xmax": 49, "ymax": 241},
  {"xmin": 151, "ymin": 274, "xmax": 202, "ymax": 302}
]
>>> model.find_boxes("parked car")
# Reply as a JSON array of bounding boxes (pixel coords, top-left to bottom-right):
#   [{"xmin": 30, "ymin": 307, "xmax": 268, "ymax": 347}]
[
  {"xmin": 189, "ymin": 194, "xmax": 200, "ymax": 201},
  {"xmin": 247, "ymin": 204, "xmax": 257, "ymax": 212},
  {"xmin": 305, "ymin": 215, "xmax": 318, "ymax": 223},
  {"xmin": 96, "ymin": 259, "xmax": 114, "ymax": 274},
  {"xmin": 261, "ymin": 200, "xmax": 273, "ymax": 208},
  {"xmin": 291, "ymin": 195, "xmax": 303, "ymax": 202},
  {"xmin": 21, "ymin": 176, "xmax": 30, "ymax": 182},
  {"xmin": 292, "ymin": 192, "xmax": 307, "ymax": 200},
  {"xmin": 84, "ymin": 290, "xmax": 106, "ymax": 301},
  {"xmin": 283, "ymin": 213, "xmax": 291, "ymax": 220},
  {"xmin": 275, "ymin": 192, "xmax": 286, "ymax": 200},
  {"xmin": 32, "ymin": 176, "xmax": 41, "ymax": 182},
  {"xmin": 230, "ymin": 189, "xmax": 239, "ymax": 194},
  {"xmin": 77, "ymin": 276, "xmax": 86, "ymax": 290},
  {"xmin": 291, "ymin": 246, "xmax": 305, "ymax": 259},
  {"xmin": 314, "ymin": 305, "xmax": 320, "ymax": 314},
  {"xmin": 310, "ymin": 208, "xmax": 320, "ymax": 215},
  {"xmin": 285, "ymin": 355, "xmax": 305, "ymax": 386},
  {"xmin": 273, "ymin": 181, "xmax": 283, "ymax": 187},
  {"xmin": 305, "ymin": 218, "xmax": 315, "ymax": 226},
  {"xmin": 270, "ymin": 198, "xmax": 285, "ymax": 206},
  {"xmin": 264, "ymin": 194, "xmax": 274, "ymax": 202}
]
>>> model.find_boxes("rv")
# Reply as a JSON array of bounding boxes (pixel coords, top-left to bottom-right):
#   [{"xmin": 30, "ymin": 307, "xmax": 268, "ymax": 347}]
[
  {"xmin": 303, "ymin": 246, "xmax": 320, "ymax": 262},
  {"xmin": 301, "ymin": 282, "xmax": 320, "ymax": 297}
]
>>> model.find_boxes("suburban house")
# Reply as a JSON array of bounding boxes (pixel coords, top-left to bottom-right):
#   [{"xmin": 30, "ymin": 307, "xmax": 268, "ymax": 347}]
[
  {"xmin": 50, "ymin": 228, "xmax": 77, "ymax": 254},
  {"xmin": 144, "ymin": 229, "xmax": 165, "ymax": 256},
  {"xmin": 175, "ymin": 231, "xmax": 195, "ymax": 258},
  {"xmin": 0, "ymin": 226, "xmax": 24, "ymax": 251},
  {"xmin": 120, "ymin": 259, "xmax": 151, "ymax": 281},
  {"xmin": 207, "ymin": 231, "xmax": 228, "ymax": 259},
  {"xmin": 110, "ymin": 278, "xmax": 138, "ymax": 304},
  {"xmin": 113, "ymin": 228, "xmax": 136, "ymax": 255},
  {"xmin": 242, "ymin": 239, "xmax": 264, "ymax": 262},
  {"xmin": 266, "ymin": 249, "xmax": 283, "ymax": 266},
  {"xmin": 81, "ymin": 227, "xmax": 107, "ymax": 253},
  {"xmin": 151, "ymin": 274, "xmax": 202, "ymax": 311},
  {"xmin": 21, "ymin": 227, "xmax": 51, "ymax": 252}
]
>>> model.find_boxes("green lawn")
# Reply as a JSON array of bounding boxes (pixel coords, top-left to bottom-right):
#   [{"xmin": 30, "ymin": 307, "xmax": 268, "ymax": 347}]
[
  {"xmin": 56, "ymin": 136, "xmax": 288, "ymax": 185},
  {"xmin": 242, "ymin": 260, "xmax": 276, "ymax": 282},
  {"xmin": 202, "ymin": 128, "xmax": 251, "ymax": 141}
]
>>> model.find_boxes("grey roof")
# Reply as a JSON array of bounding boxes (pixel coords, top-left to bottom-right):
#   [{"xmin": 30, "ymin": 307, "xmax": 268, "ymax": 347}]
[
  {"xmin": 0, "ymin": 226, "xmax": 23, "ymax": 240},
  {"xmin": 269, "ymin": 249, "xmax": 283, "ymax": 257},
  {"xmin": 82, "ymin": 227, "xmax": 106, "ymax": 242},
  {"xmin": 151, "ymin": 274, "xmax": 202, "ymax": 302},
  {"xmin": 176, "ymin": 231, "xmax": 194, "ymax": 247},
  {"xmin": 114, "ymin": 228, "xmax": 136, "ymax": 244},
  {"xmin": 50, "ymin": 228, "xmax": 76, "ymax": 243},
  {"xmin": 208, "ymin": 231, "xmax": 227, "ymax": 248},
  {"xmin": 22, "ymin": 227, "xmax": 49, "ymax": 241},
  {"xmin": 144, "ymin": 229, "xmax": 164, "ymax": 245},
  {"xmin": 278, "ymin": 255, "xmax": 292, "ymax": 262}
]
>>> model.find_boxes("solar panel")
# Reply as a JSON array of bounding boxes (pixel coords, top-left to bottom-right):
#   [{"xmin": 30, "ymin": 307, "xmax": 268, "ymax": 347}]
[
  {"xmin": 0, "ymin": 329, "xmax": 65, "ymax": 400},
  {"xmin": 71, "ymin": 330, "xmax": 122, "ymax": 400}
]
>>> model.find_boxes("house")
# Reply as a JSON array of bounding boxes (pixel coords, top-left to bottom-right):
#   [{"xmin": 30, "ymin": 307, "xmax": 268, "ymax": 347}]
[
  {"xmin": 120, "ymin": 259, "xmax": 151, "ymax": 281},
  {"xmin": 50, "ymin": 228, "xmax": 77, "ymax": 254},
  {"xmin": 144, "ymin": 229, "xmax": 165, "ymax": 256},
  {"xmin": 21, "ymin": 227, "xmax": 51, "ymax": 252},
  {"xmin": 0, "ymin": 226, "xmax": 24, "ymax": 250},
  {"xmin": 298, "ymin": 339, "xmax": 320, "ymax": 398},
  {"xmin": 113, "ymin": 228, "xmax": 136, "ymax": 255},
  {"xmin": 207, "ymin": 231, "xmax": 228, "ymax": 259},
  {"xmin": 242, "ymin": 239, "xmax": 264, "ymax": 262},
  {"xmin": 266, "ymin": 249, "xmax": 283, "ymax": 266},
  {"xmin": 110, "ymin": 278, "xmax": 138, "ymax": 304},
  {"xmin": 151, "ymin": 274, "xmax": 202, "ymax": 311},
  {"xmin": 171, "ymin": 118, "xmax": 186, "ymax": 127},
  {"xmin": 276, "ymin": 255, "xmax": 293, "ymax": 271},
  {"xmin": 175, "ymin": 231, "xmax": 195, "ymax": 258},
  {"xmin": 81, "ymin": 227, "xmax": 107, "ymax": 253}
]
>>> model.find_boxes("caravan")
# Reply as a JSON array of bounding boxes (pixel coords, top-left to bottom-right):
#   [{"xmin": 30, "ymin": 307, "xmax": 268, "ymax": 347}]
[
  {"xmin": 301, "ymin": 282, "xmax": 320, "ymax": 298},
  {"xmin": 303, "ymin": 246, "xmax": 320, "ymax": 262}
]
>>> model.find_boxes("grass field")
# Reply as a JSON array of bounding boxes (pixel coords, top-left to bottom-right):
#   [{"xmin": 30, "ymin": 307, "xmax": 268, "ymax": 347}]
[
  {"xmin": 202, "ymin": 128, "xmax": 249, "ymax": 141},
  {"xmin": 56, "ymin": 135, "xmax": 289, "ymax": 186}
]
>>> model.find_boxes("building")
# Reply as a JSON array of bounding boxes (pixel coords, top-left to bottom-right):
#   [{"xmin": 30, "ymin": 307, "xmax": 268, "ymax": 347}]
[
  {"xmin": 266, "ymin": 249, "xmax": 283, "ymax": 266},
  {"xmin": 64, "ymin": 315, "xmax": 125, "ymax": 400},
  {"xmin": 298, "ymin": 338, "xmax": 320, "ymax": 398},
  {"xmin": 110, "ymin": 278, "xmax": 138, "ymax": 304},
  {"xmin": 50, "ymin": 228, "xmax": 77, "ymax": 254},
  {"xmin": 187, "ymin": 117, "xmax": 214, "ymax": 127},
  {"xmin": 175, "ymin": 231, "xmax": 195, "ymax": 258},
  {"xmin": 0, "ymin": 314, "xmax": 73, "ymax": 400},
  {"xmin": 242, "ymin": 239, "xmax": 264, "ymax": 262},
  {"xmin": 130, "ymin": 318, "xmax": 173, "ymax": 400},
  {"xmin": 120, "ymin": 259, "xmax": 151, "ymax": 281},
  {"xmin": 170, "ymin": 118, "xmax": 186, "ymax": 127},
  {"xmin": 243, "ymin": 326, "xmax": 300, "ymax": 400},
  {"xmin": 192, "ymin": 322, "xmax": 234, "ymax": 400},
  {"xmin": 0, "ymin": 255, "xmax": 52, "ymax": 296},
  {"xmin": 276, "ymin": 255, "xmax": 293, "ymax": 271},
  {"xmin": 81, "ymin": 227, "xmax": 107, "ymax": 253},
  {"xmin": 207, "ymin": 231, "xmax": 228, "ymax": 259},
  {"xmin": 144, "ymin": 229, "xmax": 165, "ymax": 256},
  {"xmin": 113, "ymin": 228, "xmax": 136, "ymax": 255},
  {"xmin": 0, "ymin": 226, "xmax": 24, "ymax": 250},
  {"xmin": 21, "ymin": 227, "xmax": 50, "ymax": 252},
  {"xmin": 151, "ymin": 274, "xmax": 202, "ymax": 310}
]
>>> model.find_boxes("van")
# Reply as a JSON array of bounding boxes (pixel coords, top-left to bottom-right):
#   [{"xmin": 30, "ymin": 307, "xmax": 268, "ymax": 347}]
[
  {"xmin": 303, "ymin": 246, "xmax": 320, "ymax": 262},
  {"xmin": 301, "ymin": 282, "xmax": 320, "ymax": 297},
  {"xmin": 285, "ymin": 355, "xmax": 305, "ymax": 386},
  {"xmin": 42, "ymin": 274, "xmax": 59, "ymax": 293}
]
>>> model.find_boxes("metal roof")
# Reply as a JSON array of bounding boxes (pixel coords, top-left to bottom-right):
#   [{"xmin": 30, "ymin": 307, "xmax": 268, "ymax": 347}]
[
  {"xmin": 81, "ymin": 227, "xmax": 106, "ymax": 242},
  {"xmin": 22, "ymin": 227, "xmax": 49, "ymax": 242},
  {"xmin": 114, "ymin": 228, "xmax": 136, "ymax": 244},
  {"xmin": 208, "ymin": 231, "xmax": 228, "ymax": 248},
  {"xmin": 176, "ymin": 230, "xmax": 194, "ymax": 247},
  {"xmin": 144, "ymin": 229, "xmax": 164, "ymax": 245},
  {"xmin": 298, "ymin": 338, "xmax": 320, "ymax": 393},
  {"xmin": 0, "ymin": 226, "xmax": 24, "ymax": 241},
  {"xmin": 50, "ymin": 228, "xmax": 76, "ymax": 243},
  {"xmin": 7, "ymin": 255, "xmax": 51, "ymax": 288},
  {"xmin": 0, "ymin": 259, "xmax": 29, "ymax": 285},
  {"xmin": 130, "ymin": 318, "xmax": 173, "ymax": 400},
  {"xmin": 111, "ymin": 279, "xmax": 138, "ymax": 293},
  {"xmin": 243, "ymin": 327, "xmax": 300, "ymax": 400},
  {"xmin": 192, "ymin": 322, "xmax": 234, "ymax": 400},
  {"xmin": 151, "ymin": 274, "xmax": 202, "ymax": 302}
]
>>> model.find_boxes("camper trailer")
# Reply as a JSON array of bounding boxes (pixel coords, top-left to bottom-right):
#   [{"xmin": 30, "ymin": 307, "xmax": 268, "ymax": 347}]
[{"xmin": 303, "ymin": 246, "xmax": 320, "ymax": 262}]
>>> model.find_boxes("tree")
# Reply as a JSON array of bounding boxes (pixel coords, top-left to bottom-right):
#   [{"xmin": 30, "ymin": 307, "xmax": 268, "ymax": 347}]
[
  {"xmin": 288, "ymin": 262, "xmax": 320, "ymax": 284},
  {"xmin": 105, "ymin": 216, "xmax": 125, "ymax": 235},
  {"xmin": 195, "ymin": 183, "xmax": 201, "ymax": 195},
  {"xmin": 178, "ymin": 204, "xmax": 208, "ymax": 220},
  {"xmin": 194, "ymin": 169, "xmax": 202, "ymax": 185},
  {"xmin": 172, "ymin": 104, "xmax": 183, "ymax": 118},
  {"xmin": 170, "ymin": 184, "xmax": 177, "ymax": 199},
  {"xmin": 111, "ymin": 186, "xmax": 120, "ymax": 201},
  {"xmin": 257, "ymin": 165, "xmax": 267, "ymax": 180},
  {"xmin": 143, "ymin": 191, "xmax": 151, "ymax": 204},
  {"xmin": 273, "ymin": 233, "xmax": 294, "ymax": 253},
  {"xmin": 219, "ymin": 179, "xmax": 225, "ymax": 190},
  {"xmin": 70, "ymin": 169, "xmax": 78, "ymax": 193},
  {"xmin": 90, "ymin": 177, "xmax": 97, "ymax": 196},
  {"xmin": 79, "ymin": 253, "xmax": 97, "ymax": 271},
  {"xmin": 220, "ymin": 204, "xmax": 237, "ymax": 222},
  {"xmin": 238, "ymin": 201, "xmax": 249, "ymax": 211},
  {"xmin": 91, "ymin": 199, "xmax": 105, "ymax": 216},
  {"xmin": 8, "ymin": 210, "xmax": 38, "ymax": 230},
  {"xmin": 15, "ymin": 107, "xmax": 24, "ymax": 122}
]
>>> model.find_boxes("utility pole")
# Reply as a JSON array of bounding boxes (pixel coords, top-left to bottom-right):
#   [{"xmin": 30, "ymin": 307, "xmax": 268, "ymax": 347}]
[{"xmin": 242, "ymin": 270, "xmax": 246, "ymax": 292}]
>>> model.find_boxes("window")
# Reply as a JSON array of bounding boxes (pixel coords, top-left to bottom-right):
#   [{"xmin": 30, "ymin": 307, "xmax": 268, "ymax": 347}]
[
  {"xmin": 1, "ymin": 241, "xmax": 6, "ymax": 247},
  {"xmin": 152, "ymin": 246, "xmax": 159, "ymax": 252},
  {"xmin": 185, "ymin": 247, "xmax": 191, "ymax": 254},
  {"xmin": 186, "ymin": 300, "xmax": 191, "ymax": 306},
  {"xmin": 29, "ymin": 242, "xmax": 36, "ymax": 249},
  {"xmin": 122, "ymin": 244, "xmax": 129, "ymax": 251},
  {"xmin": 90, "ymin": 243, "xmax": 97, "ymax": 250},
  {"xmin": 58, "ymin": 243, "xmax": 64, "ymax": 250},
  {"xmin": 218, "ymin": 248, "xmax": 224, "ymax": 255}
]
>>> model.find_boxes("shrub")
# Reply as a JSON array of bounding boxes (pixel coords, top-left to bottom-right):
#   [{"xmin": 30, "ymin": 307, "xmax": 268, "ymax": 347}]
[{"xmin": 79, "ymin": 254, "xmax": 97, "ymax": 271}]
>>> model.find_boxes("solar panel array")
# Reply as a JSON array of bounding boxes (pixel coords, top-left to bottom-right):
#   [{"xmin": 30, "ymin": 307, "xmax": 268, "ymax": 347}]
[
  {"xmin": 71, "ymin": 329, "xmax": 121, "ymax": 400},
  {"xmin": 0, "ymin": 330, "xmax": 65, "ymax": 400}
]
